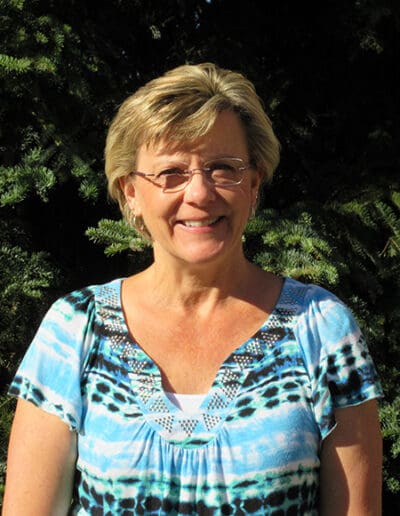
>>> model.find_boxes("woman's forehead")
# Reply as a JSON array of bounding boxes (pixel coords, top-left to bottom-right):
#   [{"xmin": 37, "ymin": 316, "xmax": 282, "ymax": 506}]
[
  {"xmin": 139, "ymin": 111, "xmax": 248, "ymax": 162},
  {"xmin": 141, "ymin": 139, "xmax": 203, "ymax": 160}
]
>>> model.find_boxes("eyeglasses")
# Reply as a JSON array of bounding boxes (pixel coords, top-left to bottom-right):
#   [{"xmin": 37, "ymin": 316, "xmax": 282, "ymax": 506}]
[{"xmin": 130, "ymin": 157, "xmax": 251, "ymax": 193}]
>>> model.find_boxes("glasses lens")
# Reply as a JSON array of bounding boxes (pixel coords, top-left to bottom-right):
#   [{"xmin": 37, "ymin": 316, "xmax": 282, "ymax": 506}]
[
  {"xmin": 152, "ymin": 158, "xmax": 246, "ymax": 192},
  {"xmin": 155, "ymin": 168, "xmax": 190, "ymax": 191},
  {"xmin": 206, "ymin": 158, "xmax": 244, "ymax": 185}
]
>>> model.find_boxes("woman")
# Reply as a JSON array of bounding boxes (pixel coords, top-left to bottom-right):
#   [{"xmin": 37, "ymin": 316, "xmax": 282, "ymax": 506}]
[{"xmin": 3, "ymin": 63, "xmax": 383, "ymax": 515}]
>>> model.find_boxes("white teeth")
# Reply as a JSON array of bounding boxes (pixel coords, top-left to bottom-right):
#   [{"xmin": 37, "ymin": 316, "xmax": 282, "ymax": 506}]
[{"xmin": 183, "ymin": 217, "xmax": 219, "ymax": 227}]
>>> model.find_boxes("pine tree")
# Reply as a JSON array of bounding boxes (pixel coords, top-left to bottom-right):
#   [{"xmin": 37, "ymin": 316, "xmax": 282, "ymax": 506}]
[{"xmin": 1, "ymin": 0, "xmax": 399, "ymax": 509}]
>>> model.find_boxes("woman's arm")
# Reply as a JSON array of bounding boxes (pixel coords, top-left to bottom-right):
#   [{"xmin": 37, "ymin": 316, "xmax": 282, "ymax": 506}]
[
  {"xmin": 319, "ymin": 399, "xmax": 382, "ymax": 515},
  {"xmin": 2, "ymin": 399, "xmax": 77, "ymax": 516}
]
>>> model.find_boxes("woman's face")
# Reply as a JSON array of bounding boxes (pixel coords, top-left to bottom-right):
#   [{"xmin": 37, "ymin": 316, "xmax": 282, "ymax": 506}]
[{"xmin": 121, "ymin": 110, "xmax": 261, "ymax": 268}]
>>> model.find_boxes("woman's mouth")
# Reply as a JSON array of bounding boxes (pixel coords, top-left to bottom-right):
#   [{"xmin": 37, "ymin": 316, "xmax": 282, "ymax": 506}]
[{"xmin": 180, "ymin": 217, "xmax": 223, "ymax": 228}]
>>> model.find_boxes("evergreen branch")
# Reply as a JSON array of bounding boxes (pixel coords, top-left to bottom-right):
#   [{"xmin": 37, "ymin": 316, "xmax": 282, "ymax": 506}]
[
  {"xmin": 86, "ymin": 219, "xmax": 150, "ymax": 255},
  {"xmin": 0, "ymin": 53, "xmax": 31, "ymax": 74}
]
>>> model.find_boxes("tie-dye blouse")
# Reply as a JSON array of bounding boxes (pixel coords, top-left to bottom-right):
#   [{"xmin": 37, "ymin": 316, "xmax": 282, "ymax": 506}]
[{"xmin": 9, "ymin": 277, "xmax": 383, "ymax": 515}]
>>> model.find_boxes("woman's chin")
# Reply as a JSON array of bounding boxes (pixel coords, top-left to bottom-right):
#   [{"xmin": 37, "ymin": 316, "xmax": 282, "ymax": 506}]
[
  {"xmin": 154, "ymin": 238, "xmax": 234, "ymax": 269},
  {"xmin": 174, "ymin": 242, "xmax": 229, "ymax": 266}
]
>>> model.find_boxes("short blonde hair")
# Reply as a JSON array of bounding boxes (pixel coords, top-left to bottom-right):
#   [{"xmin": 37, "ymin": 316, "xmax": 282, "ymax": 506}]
[{"xmin": 105, "ymin": 62, "xmax": 280, "ymax": 234}]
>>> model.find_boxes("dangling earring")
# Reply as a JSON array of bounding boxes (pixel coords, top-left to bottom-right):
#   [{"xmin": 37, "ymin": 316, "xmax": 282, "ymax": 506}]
[
  {"xmin": 127, "ymin": 209, "xmax": 139, "ymax": 230},
  {"xmin": 127, "ymin": 209, "xmax": 135, "ymax": 228},
  {"xmin": 250, "ymin": 194, "xmax": 258, "ymax": 219},
  {"xmin": 131, "ymin": 212, "xmax": 146, "ymax": 234}
]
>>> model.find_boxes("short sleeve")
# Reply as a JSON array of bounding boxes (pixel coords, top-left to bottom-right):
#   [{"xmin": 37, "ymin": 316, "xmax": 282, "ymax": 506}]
[
  {"xmin": 8, "ymin": 288, "xmax": 97, "ymax": 431},
  {"xmin": 294, "ymin": 284, "xmax": 383, "ymax": 440}
]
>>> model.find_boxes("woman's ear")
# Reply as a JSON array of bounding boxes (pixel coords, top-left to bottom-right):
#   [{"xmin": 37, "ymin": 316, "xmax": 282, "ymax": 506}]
[
  {"xmin": 119, "ymin": 176, "xmax": 142, "ymax": 216},
  {"xmin": 250, "ymin": 168, "xmax": 262, "ymax": 206}
]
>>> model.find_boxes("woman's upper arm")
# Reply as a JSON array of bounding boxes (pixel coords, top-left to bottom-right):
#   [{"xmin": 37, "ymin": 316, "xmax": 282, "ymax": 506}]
[
  {"xmin": 319, "ymin": 399, "xmax": 382, "ymax": 516},
  {"xmin": 2, "ymin": 398, "xmax": 77, "ymax": 516}
]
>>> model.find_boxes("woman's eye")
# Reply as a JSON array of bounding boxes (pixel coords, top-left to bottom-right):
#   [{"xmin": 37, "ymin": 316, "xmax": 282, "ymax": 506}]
[
  {"xmin": 156, "ymin": 168, "xmax": 185, "ymax": 177},
  {"xmin": 209, "ymin": 162, "xmax": 235, "ymax": 173}
]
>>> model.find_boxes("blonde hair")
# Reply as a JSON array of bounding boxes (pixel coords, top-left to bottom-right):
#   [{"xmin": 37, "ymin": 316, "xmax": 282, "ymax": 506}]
[{"xmin": 105, "ymin": 62, "xmax": 280, "ymax": 235}]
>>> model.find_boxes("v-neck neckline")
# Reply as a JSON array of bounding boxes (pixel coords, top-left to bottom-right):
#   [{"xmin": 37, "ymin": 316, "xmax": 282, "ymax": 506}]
[{"xmin": 96, "ymin": 277, "xmax": 299, "ymax": 446}]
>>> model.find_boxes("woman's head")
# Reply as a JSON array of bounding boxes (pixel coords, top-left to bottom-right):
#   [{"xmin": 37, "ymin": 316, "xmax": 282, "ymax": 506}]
[{"xmin": 105, "ymin": 62, "xmax": 280, "ymax": 234}]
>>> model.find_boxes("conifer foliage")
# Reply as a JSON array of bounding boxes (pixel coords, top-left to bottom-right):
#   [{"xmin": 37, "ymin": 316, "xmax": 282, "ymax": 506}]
[{"xmin": 0, "ymin": 0, "xmax": 399, "ymax": 510}]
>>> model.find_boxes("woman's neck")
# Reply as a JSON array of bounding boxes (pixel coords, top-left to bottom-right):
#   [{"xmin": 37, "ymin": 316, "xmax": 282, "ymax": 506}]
[{"xmin": 141, "ymin": 253, "xmax": 260, "ymax": 313}]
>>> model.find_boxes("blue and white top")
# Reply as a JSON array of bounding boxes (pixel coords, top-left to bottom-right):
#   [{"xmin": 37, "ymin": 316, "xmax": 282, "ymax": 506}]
[{"xmin": 9, "ymin": 277, "xmax": 383, "ymax": 515}]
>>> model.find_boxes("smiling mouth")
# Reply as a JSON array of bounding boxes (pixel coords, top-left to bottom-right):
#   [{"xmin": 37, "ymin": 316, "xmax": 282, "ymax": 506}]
[{"xmin": 181, "ymin": 217, "xmax": 223, "ymax": 228}]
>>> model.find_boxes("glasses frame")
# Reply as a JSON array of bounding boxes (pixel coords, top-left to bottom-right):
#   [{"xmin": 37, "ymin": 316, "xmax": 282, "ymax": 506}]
[{"xmin": 129, "ymin": 157, "xmax": 252, "ymax": 193}]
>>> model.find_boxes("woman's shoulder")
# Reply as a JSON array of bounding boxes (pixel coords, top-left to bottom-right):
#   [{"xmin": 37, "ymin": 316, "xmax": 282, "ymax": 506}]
[
  {"xmin": 281, "ymin": 277, "xmax": 362, "ymax": 345},
  {"xmin": 284, "ymin": 277, "xmax": 365, "ymax": 361},
  {"xmin": 52, "ymin": 277, "xmax": 125, "ymax": 314},
  {"xmin": 282, "ymin": 276, "xmax": 347, "ymax": 314}
]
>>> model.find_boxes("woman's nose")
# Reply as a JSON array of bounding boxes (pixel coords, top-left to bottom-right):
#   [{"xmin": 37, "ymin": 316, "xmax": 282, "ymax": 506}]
[{"xmin": 183, "ymin": 170, "xmax": 217, "ymax": 204}]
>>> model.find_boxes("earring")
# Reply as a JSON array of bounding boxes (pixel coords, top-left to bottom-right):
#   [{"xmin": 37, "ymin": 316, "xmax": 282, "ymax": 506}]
[
  {"xmin": 131, "ymin": 212, "xmax": 146, "ymax": 234},
  {"xmin": 250, "ymin": 194, "xmax": 258, "ymax": 219}
]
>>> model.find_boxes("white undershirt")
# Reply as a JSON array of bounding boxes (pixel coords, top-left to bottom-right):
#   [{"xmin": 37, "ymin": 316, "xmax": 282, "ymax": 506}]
[{"xmin": 165, "ymin": 392, "xmax": 205, "ymax": 414}]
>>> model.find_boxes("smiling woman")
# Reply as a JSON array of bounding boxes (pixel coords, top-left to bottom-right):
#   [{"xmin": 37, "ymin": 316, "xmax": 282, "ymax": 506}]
[
  {"xmin": 3, "ymin": 63, "xmax": 383, "ymax": 515},
  {"xmin": 105, "ymin": 62, "xmax": 279, "ymax": 242},
  {"xmin": 119, "ymin": 110, "xmax": 261, "ymax": 269}
]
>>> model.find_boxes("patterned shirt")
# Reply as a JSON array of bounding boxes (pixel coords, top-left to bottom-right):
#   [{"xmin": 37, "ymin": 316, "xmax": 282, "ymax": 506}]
[{"xmin": 9, "ymin": 277, "xmax": 383, "ymax": 515}]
